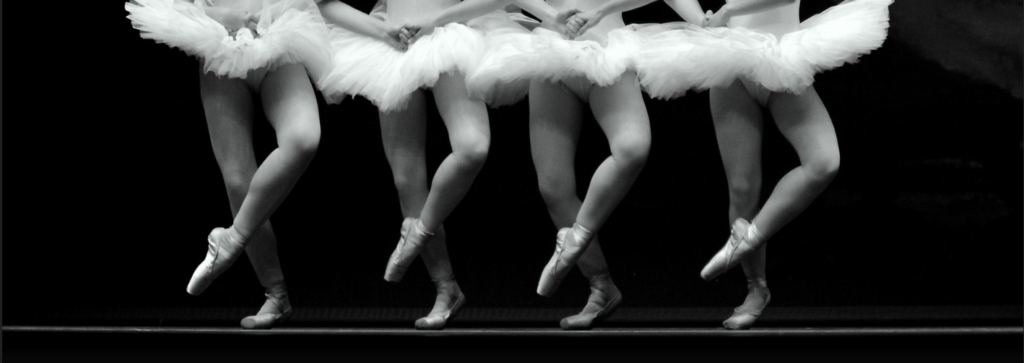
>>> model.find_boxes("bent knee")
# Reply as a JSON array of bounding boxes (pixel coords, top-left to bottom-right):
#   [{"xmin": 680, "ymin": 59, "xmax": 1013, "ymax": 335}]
[
  {"xmin": 610, "ymin": 136, "xmax": 651, "ymax": 170},
  {"xmin": 220, "ymin": 169, "xmax": 253, "ymax": 195},
  {"xmin": 279, "ymin": 127, "xmax": 320, "ymax": 155},
  {"xmin": 454, "ymin": 136, "xmax": 490, "ymax": 167},
  {"xmin": 727, "ymin": 178, "xmax": 761, "ymax": 206},
  {"xmin": 537, "ymin": 176, "xmax": 576, "ymax": 207},
  {"xmin": 806, "ymin": 152, "xmax": 840, "ymax": 182}
]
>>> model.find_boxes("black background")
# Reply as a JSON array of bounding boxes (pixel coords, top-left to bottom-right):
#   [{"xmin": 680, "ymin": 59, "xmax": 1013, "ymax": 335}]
[{"xmin": 3, "ymin": 0, "xmax": 1021, "ymax": 321}]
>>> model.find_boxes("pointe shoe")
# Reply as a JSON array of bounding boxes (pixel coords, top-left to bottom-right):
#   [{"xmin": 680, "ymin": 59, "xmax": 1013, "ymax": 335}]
[
  {"xmin": 700, "ymin": 219, "xmax": 763, "ymax": 281},
  {"xmin": 384, "ymin": 218, "xmax": 433, "ymax": 283},
  {"xmin": 723, "ymin": 278, "xmax": 770, "ymax": 330},
  {"xmin": 187, "ymin": 227, "xmax": 247, "ymax": 295},
  {"xmin": 560, "ymin": 286, "xmax": 623, "ymax": 330},
  {"xmin": 537, "ymin": 224, "xmax": 594, "ymax": 297},
  {"xmin": 241, "ymin": 286, "xmax": 293, "ymax": 329},
  {"xmin": 415, "ymin": 292, "xmax": 466, "ymax": 330}
]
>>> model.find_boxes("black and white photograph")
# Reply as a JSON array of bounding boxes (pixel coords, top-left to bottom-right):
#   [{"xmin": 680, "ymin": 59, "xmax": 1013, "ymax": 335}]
[{"xmin": 2, "ymin": 0, "xmax": 1022, "ymax": 361}]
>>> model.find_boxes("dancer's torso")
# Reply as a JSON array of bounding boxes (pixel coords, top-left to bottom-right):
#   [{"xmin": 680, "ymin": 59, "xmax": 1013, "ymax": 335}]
[
  {"xmin": 546, "ymin": 0, "xmax": 626, "ymax": 44},
  {"xmin": 726, "ymin": 0, "xmax": 800, "ymax": 37}
]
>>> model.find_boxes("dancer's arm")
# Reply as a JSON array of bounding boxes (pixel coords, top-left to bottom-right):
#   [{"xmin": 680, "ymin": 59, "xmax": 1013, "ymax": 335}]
[
  {"xmin": 369, "ymin": 0, "xmax": 387, "ymax": 21},
  {"xmin": 565, "ymin": 0, "xmax": 657, "ymax": 36},
  {"xmin": 662, "ymin": 0, "xmax": 706, "ymax": 25},
  {"xmin": 318, "ymin": 0, "xmax": 405, "ymax": 49},
  {"xmin": 403, "ymin": 0, "xmax": 514, "ymax": 36},
  {"xmin": 514, "ymin": 0, "xmax": 559, "ymax": 23},
  {"xmin": 706, "ymin": 0, "xmax": 796, "ymax": 27},
  {"xmin": 514, "ymin": 0, "xmax": 579, "ymax": 36},
  {"xmin": 186, "ymin": 0, "xmax": 258, "ymax": 31}
]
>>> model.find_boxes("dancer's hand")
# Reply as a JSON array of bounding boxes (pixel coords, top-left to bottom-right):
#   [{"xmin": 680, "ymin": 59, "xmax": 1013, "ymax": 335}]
[
  {"xmin": 209, "ymin": 7, "xmax": 259, "ymax": 33},
  {"xmin": 400, "ymin": 17, "xmax": 437, "ymax": 45},
  {"xmin": 541, "ymin": 8, "xmax": 581, "ymax": 39},
  {"xmin": 705, "ymin": 5, "xmax": 731, "ymax": 28},
  {"xmin": 378, "ymin": 23, "xmax": 408, "ymax": 51},
  {"xmin": 565, "ymin": 8, "xmax": 602, "ymax": 39}
]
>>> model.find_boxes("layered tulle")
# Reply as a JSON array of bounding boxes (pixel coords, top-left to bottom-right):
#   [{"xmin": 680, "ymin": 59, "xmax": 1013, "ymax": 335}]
[
  {"xmin": 463, "ymin": 11, "xmax": 537, "ymax": 107},
  {"xmin": 467, "ymin": 26, "xmax": 645, "ymax": 103},
  {"xmin": 125, "ymin": 0, "xmax": 332, "ymax": 82},
  {"xmin": 637, "ymin": 0, "xmax": 892, "ymax": 97},
  {"xmin": 634, "ymin": 22, "xmax": 762, "ymax": 99},
  {"xmin": 742, "ymin": 0, "xmax": 893, "ymax": 92},
  {"xmin": 320, "ymin": 22, "xmax": 484, "ymax": 112}
]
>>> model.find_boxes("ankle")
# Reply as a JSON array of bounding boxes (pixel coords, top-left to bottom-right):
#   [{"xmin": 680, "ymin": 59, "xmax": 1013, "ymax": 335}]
[
  {"xmin": 572, "ymin": 223, "xmax": 595, "ymax": 244},
  {"xmin": 266, "ymin": 282, "xmax": 289, "ymax": 299},
  {"xmin": 226, "ymin": 226, "xmax": 250, "ymax": 245},
  {"xmin": 415, "ymin": 219, "xmax": 436, "ymax": 236}
]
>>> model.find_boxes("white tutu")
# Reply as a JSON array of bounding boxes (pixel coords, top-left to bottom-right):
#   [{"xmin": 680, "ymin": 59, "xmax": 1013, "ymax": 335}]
[
  {"xmin": 463, "ymin": 11, "xmax": 537, "ymax": 107},
  {"xmin": 468, "ymin": 26, "xmax": 645, "ymax": 98},
  {"xmin": 736, "ymin": 0, "xmax": 892, "ymax": 93},
  {"xmin": 125, "ymin": 0, "xmax": 332, "ymax": 83},
  {"xmin": 320, "ymin": 22, "xmax": 484, "ymax": 112},
  {"xmin": 634, "ymin": 22, "xmax": 762, "ymax": 99}
]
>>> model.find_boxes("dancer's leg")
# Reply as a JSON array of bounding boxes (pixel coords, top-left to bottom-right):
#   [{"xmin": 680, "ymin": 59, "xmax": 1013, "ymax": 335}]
[
  {"xmin": 379, "ymin": 90, "xmax": 463, "ymax": 329},
  {"xmin": 751, "ymin": 87, "xmax": 840, "ymax": 240},
  {"xmin": 418, "ymin": 72, "xmax": 491, "ymax": 233},
  {"xmin": 529, "ymin": 80, "xmax": 622, "ymax": 328},
  {"xmin": 709, "ymin": 80, "xmax": 769, "ymax": 329},
  {"xmin": 578, "ymin": 73, "xmax": 651, "ymax": 233},
  {"xmin": 200, "ymin": 69, "xmax": 289, "ymax": 321}
]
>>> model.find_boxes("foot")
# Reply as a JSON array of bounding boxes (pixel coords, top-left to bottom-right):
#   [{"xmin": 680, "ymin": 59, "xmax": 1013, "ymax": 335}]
[
  {"xmin": 415, "ymin": 280, "xmax": 466, "ymax": 330},
  {"xmin": 537, "ymin": 224, "xmax": 595, "ymax": 297},
  {"xmin": 385, "ymin": 218, "xmax": 434, "ymax": 283},
  {"xmin": 723, "ymin": 278, "xmax": 770, "ymax": 330},
  {"xmin": 187, "ymin": 227, "xmax": 247, "ymax": 295},
  {"xmin": 701, "ymin": 219, "xmax": 763, "ymax": 281},
  {"xmin": 560, "ymin": 280, "xmax": 622, "ymax": 330},
  {"xmin": 241, "ymin": 284, "xmax": 293, "ymax": 329}
]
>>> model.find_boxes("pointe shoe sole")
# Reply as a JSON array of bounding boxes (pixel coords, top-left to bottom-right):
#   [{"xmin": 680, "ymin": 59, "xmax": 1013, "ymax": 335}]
[
  {"xmin": 560, "ymin": 293, "xmax": 623, "ymax": 330},
  {"xmin": 415, "ymin": 294, "xmax": 466, "ymax": 330},
  {"xmin": 241, "ymin": 309, "xmax": 293, "ymax": 330}
]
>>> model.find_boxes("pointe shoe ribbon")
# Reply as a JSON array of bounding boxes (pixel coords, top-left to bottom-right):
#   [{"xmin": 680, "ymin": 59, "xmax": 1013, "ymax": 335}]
[
  {"xmin": 187, "ymin": 227, "xmax": 247, "ymax": 296},
  {"xmin": 384, "ymin": 218, "xmax": 433, "ymax": 282},
  {"xmin": 415, "ymin": 293, "xmax": 466, "ymax": 330},
  {"xmin": 700, "ymin": 219, "xmax": 762, "ymax": 281},
  {"xmin": 537, "ymin": 224, "xmax": 594, "ymax": 297}
]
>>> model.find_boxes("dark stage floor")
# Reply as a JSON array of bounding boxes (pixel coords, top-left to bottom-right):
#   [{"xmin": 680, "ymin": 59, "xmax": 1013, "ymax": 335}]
[{"xmin": 5, "ymin": 325, "xmax": 1022, "ymax": 363}]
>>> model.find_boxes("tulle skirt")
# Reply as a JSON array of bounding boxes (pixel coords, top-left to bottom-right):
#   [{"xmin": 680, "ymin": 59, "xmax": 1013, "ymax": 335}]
[
  {"xmin": 463, "ymin": 11, "xmax": 539, "ymax": 107},
  {"xmin": 467, "ymin": 26, "xmax": 646, "ymax": 101},
  {"xmin": 320, "ymin": 22, "xmax": 484, "ymax": 112},
  {"xmin": 636, "ymin": 0, "xmax": 892, "ymax": 98},
  {"xmin": 125, "ymin": 0, "xmax": 332, "ymax": 85}
]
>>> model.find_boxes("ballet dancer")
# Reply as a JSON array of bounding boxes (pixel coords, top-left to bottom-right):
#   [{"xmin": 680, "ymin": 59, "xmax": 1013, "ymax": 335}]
[
  {"xmin": 126, "ymin": 0, "xmax": 334, "ymax": 328},
  {"xmin": 623, "ymin": 0, "xmax": 890, "ymax": 329},
  {"xmin": 464, "ymin": 0, "xmax": 659, "ymax": 330},
  {"xmin": 318, "ymin": 0, "xmax": 522, "ymax": 330}
]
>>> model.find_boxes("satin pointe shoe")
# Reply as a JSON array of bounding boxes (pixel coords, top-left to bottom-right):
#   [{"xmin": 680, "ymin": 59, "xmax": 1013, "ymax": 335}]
[
  {"xmin": 187, "ymin": 227, "xmax": 247, "ymax": 295},
  {"xmin": 723, "ymin": 278, "xmax": 771, "ymax": 330},
  {"xmin": 414, "ymin": 291, "xmax": 466, "ymax": 330},
  {"xmin": 384, "ymin": 218, "xmax": 434, "ymax": 282},
  {"xmin": 241, "ymin": 284, "xmax": 293, "ymax": 329},
  {"xmin": 560, "ymin": 284, "xmax": 623, "ymax": 330},
  {"xmin": 537, "ymin": 223, "xmax": 594, "ymax": 297},
  {"xmin": 700, "ymin": 219, "xmax": 763, "ymax": 281}
]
